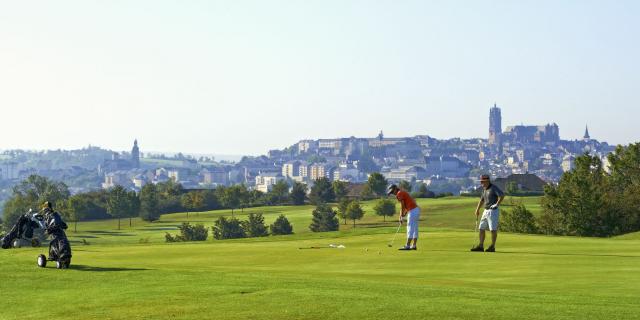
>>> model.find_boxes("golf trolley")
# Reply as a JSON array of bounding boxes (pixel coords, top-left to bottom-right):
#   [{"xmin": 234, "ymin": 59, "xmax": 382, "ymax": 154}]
[{"xmin": 1, "ymin": 208, "xmax": 73, "ymax": 269}]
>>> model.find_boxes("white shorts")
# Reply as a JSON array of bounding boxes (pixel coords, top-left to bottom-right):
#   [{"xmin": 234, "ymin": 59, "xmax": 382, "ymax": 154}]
[
  {"xmin": 406, "ymin": 207, "xmax": 421, "ymax": 239},
  {"xmin": 479, "ymin": 208, "xmax": 499, "ymax": 231}
]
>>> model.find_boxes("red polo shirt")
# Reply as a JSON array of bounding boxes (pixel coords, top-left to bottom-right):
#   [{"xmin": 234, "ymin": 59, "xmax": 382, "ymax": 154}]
[{"xmin": 396, "ymin": 190, "xmax": 418, "ymax": 211}]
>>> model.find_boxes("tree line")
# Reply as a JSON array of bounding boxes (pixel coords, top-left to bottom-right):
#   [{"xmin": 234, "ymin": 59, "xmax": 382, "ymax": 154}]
[{"xmin": 1, "ymin": 171, "xmax": 435, "ymax": 233}]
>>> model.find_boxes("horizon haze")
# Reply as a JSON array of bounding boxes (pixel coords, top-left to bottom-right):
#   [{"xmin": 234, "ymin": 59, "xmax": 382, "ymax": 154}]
[{"xmin": 1, "ymin": 1, "xmax": 638, "ymax": 155}]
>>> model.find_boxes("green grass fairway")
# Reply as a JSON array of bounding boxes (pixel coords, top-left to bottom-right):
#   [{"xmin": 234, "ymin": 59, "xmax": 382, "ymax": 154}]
[{"xmin": 1, "ymin": 197, "xmax": 639, "ymax": 319}]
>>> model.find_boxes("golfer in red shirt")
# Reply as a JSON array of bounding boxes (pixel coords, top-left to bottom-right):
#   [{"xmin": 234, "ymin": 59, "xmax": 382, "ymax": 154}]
[{"xmin": 387, "ymin": 184, "xmax": 421, "ymax": 250}]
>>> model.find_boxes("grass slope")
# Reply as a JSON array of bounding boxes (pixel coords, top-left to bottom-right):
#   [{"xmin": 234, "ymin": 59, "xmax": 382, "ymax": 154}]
[{"xmin": 1, "ymin": 197, "xmax": 639, "ymax": 320}]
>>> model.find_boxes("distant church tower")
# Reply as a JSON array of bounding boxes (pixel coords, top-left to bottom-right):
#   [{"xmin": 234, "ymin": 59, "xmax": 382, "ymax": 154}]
[
  {"xmin": 131, "ymin": 139, "xmax": 140, "ymax": 168},
  {"xmin": 489, "ymin": 103, "xmax": 502, "ymax": 145},
  {"xmin": 583, "ymin": 125, "xmax": 590, "ymax": 141}
]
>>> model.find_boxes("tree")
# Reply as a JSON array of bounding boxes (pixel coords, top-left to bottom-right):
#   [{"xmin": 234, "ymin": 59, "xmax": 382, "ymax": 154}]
[
  {"xmin": 309, "ymin": 204, "xmax": 339, "ymax": 232},
  {"xmin": 332, "ymin": 180, "xmax": 349, "ymax": 201},
  {"xmin": 540, "ymin": 154, "xmax": 610, "ymax": 236},
  {"xmin": 12, "ymin": 175, "xmax": 70, "ymax": 208},
  {"xmin": 242, "ymin": 213, "xmax": 269, "ymax": 237},
  {"xmin": 221, "ymin": 185, "xmax": 246, "ymax": 216},
  {"xmin": 270, "ymin": 180, "xmax": 290, "ymax": 205},
  {"xmin": 346, "ymin": 200, "xmax": 365, "ymax": 227},
  {"xmin": 126, "ymin": 190, "xmax": 140, "ymax": 227},
  {"xmin": 290, "ymin": 182, "xmax": 307, "ymax": 205},
  {"xmin": 309, "ymin": 177, "xmax": 335, "ymax": 204},
  {"xmin": 373, "ymin": 198, "xmax": 396, "ymax": 222},
  {"xmin": 212, "ymin": 216, "xmax": 246, "ymax": 240},
  {"xmin": 140, "ymin": 184, "xmax": 160, "ymax": 222},
  {"xmin": 270, "ymin": 214, "xmax": 293, "ymax": 235},
  {"xmin": 107, "ymin": 185, "xmax": 129, "ymax": 230},
  {"xmin": 61, "ymin": 195, "xmax": 88, "ymax": 232},
  {"xmin": 337, "ymin": 198, "xmax": 351, "ymax": 225},
  {"xmin": 606, "ymin": 143, "xmax": 640, "ymax": 233},
  {"xmin": 3, "ymin": 175, "xmax": 71, "ymax": 232},
  {"xmin": 181, "ymin": 191, "xmax": 205, "ymax": 219},
  {"xmin": 399, "ymin": 180, "xmax": 412, "ymax": 193},
  {"xmin": 201, "ymin": 189, "xmax": 221, "ymax": 210},
  {"xmin": 2, "ymin": 195, "xmax": 32, "ymax": 233},
  {"xmin": 367, "ymin": 173, "xmax": 388, "ymax": 197}
]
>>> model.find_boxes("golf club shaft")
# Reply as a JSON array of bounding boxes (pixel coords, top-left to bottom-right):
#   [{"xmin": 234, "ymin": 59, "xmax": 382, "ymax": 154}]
[{"xmin": 389, "ymin": 223, "xmax": 402, "ymax": 246}]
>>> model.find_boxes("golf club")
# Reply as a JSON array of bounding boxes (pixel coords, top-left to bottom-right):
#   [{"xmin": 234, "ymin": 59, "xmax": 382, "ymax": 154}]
[
  {"xmin": 387, "ymin": 222, "xmax": 402, "ymax": 248},
  {"xmin": 471, "ymin": 214, "xmax": 479, "ymax": 249}
]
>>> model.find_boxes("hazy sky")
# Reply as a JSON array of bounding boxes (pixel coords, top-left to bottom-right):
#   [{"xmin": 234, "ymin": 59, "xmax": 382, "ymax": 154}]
[{"xmin": 1, "ymin": 1, "xmax": 638, "ymax": 155}]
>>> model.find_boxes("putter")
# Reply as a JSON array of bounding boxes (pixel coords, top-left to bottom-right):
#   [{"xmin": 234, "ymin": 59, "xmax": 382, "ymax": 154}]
[
  {"xmin": 471, "ymin": 215, "xmax": 479, "ymax": 249},
  {"xmin": 387, "ymin": 222, "xmax": 402, "ymax": 248}
]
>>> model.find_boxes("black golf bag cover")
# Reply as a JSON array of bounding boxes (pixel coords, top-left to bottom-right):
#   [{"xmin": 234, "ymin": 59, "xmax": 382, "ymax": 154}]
[
  {"xmin": 1, "ymin": 214, "xmax": 40, "ymax": 249},
  {"xmin": 44, "ymin": 210, "xmax": 72, "ymax": 261}
]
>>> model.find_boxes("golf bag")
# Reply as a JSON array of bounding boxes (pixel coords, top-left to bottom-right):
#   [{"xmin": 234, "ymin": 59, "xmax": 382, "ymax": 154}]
[
  {"xmin": 43, "ymin": 209, "xmax": 72, "ymax": 268},
  {"xmin": 1, "ymin": 210, "xmax": 45, "ymax": 249}
]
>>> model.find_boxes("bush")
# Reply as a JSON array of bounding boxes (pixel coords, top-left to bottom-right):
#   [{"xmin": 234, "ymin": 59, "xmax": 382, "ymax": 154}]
[
  {"xmin": 165, "ymin": 222, "xmax": 209, "ymax": 242},
  {"xmin": 212, "ymin": 216, "xmax": 246, "ymax": 240},
  {"xmin": 270, "ymin": 214, "xmax": 293, "ymax": 235},
  {"xmin": 242, "ymin": 213, "xmax": 269, "ymax": 237},
  {"xmin": 309, "ymin": 204, "xmax": 339, "ymax": 232},
  {"xmin": 500, "ymin": 204, "xmax": 538, "ymax": 234}
]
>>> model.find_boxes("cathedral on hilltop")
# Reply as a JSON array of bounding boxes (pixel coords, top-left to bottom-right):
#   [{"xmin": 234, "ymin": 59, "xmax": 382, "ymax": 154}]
[{"xmin": 98, "ymin": 139, "xmax": 141, "ymax": 174}]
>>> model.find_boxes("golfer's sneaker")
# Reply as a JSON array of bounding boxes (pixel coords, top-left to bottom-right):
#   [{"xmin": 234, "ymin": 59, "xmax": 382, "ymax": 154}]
[
  {"xmin": 470, "ymin": 245, "xmax": 484, "ymax": 252},
  {"xmin": 410, "ymin": 247, "xmax": 417, "ymax": 250},
  {"xmin": 398, "ymin": 246, "xmax": 412, "ymax": 251},
  {"xmin": 485, "ymin": 246, "xmax": 496, "ymax": 252}
]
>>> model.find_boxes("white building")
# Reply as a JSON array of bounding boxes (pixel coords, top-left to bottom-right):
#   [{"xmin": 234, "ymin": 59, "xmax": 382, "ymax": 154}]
[
  {"xmin": 132, "ymin": 174, "xmax": 148, "ymax": 189},
  {"xmin": 255, "ymin": 173, "xmax": 284, "ymax": 193},
  {"xmin": 309, "ymin": 163, "xmax": 331, "ymax": 181},
  {"xmin": 102, "ymin": 171, "xmax": 129, "ymax": 189},
  {"xmin": 561, "ymin": 154, "xmax": 575, "ymax": 172},
  {"xmin": 282, "ymin": 160, "xmax": 307, "ymax": 179}
]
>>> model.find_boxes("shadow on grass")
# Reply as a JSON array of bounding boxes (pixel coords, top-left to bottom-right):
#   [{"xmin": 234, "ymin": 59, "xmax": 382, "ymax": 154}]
[
  {"xmin": 84, "ymin": 231, "xmax": 135, "ymax": 236},
  {"xmin": 495, "ymin": 251, "xmax": 640, "ymax": 259},
  {"xmin": 140, "ymin": 227, "xmax": 179, "ymax": 231},
  {"xmin": 72, "ymin": 264, "xmax": 151, "ymax": 272},
  {"xmin": 429, "ymin": 249, "xmax": 640, "ymax": 258}
]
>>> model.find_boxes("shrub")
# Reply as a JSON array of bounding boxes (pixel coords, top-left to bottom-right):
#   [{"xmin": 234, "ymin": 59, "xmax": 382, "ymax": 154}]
[
  {"xmin": 165, "ymin": 222, "xmax": 209, "ymax": 242},
  {"xmin": 309, "ymin": 204, "xmax": 339, "ymax": 232},
  {"xmin": 242, "ymin": 213, "xmax": 269, "ymax": 237},
  {"xmin": 501, "ymin": 204, "xmax": 538, "ymax": 234},
  {"xmin": 212, "ymin": 216, "xmax": 246, "ymax": 240},
  {"xmin": 270, "ymin": 215, "xmax": 293, "ymax": 235}
]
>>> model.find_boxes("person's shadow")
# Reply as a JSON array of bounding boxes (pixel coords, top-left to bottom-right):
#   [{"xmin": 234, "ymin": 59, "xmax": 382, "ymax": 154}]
[{"xmin": 71, "ymin": 264, "xmax": 151, "ymax": 272}]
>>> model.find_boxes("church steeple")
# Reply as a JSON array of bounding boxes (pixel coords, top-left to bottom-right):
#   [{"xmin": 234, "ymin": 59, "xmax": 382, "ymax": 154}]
[
  {"xmin": 583, "ymin": 125, "xmax": 590, "ymax": 140},
  {"xmin": 131, "ymin": 139, "xmax": 140, "ymax": 168}
]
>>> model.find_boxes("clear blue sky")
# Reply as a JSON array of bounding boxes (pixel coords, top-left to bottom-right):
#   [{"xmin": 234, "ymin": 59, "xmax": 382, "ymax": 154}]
[{"xmin": 0, "ymin": 1, "xmax": 638, "ymax": 155}]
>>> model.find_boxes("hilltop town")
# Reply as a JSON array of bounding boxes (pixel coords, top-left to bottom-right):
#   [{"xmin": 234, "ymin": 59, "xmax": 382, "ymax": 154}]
[{"xmin": 0, "ymin": 104, "xmax": 614, "ymax": 208}]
